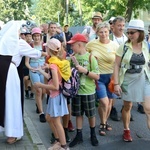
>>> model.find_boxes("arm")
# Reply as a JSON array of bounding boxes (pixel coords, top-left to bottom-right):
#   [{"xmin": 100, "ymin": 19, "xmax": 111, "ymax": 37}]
[
  {"xmin": 76, "ymin": 65, "xmax": 99, "ymax": 80},
  {"xmin": 34, "ymin": 68, "xmax": 59, "ymax": 91},
  {"xmin": 114, "ymin": 55, "xmax": 122, "ymax": 96}
]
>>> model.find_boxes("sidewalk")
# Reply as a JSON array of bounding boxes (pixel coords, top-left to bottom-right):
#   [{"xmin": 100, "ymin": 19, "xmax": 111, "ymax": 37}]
[{"xmin": 1, "ymin": 96, "xmax": 150, "ymax": 150}]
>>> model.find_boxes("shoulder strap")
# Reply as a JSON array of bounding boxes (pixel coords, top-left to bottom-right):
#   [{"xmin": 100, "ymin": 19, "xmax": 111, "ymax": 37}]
[
  {"xmin": 121, "ymin": 42, "xmax": 128, "ymax": 63},
  {"xmin": 89, "ymin": 53, "xmax": 92, "ymax": 71}
]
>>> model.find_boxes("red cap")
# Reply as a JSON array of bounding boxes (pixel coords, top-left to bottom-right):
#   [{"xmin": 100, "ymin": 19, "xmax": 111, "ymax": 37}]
[{"xmin": 67, "ymin": 33, "xmax": 88, "ymax": 44}]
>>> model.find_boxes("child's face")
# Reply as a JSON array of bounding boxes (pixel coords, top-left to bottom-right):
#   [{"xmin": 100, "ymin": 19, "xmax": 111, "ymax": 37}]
[{"xmin": 71, "ymin": 42, "xmax": 79, "ymax": 53}]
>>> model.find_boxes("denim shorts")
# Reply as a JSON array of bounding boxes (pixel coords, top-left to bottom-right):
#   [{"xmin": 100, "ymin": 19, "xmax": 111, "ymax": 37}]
[
  {"xmin": 29, "ymin": 62, "xmax": 45, "ymax": 84},
  {"xmin": 96, "ymin": 74, "xmax": 115, "ymax": 99}
]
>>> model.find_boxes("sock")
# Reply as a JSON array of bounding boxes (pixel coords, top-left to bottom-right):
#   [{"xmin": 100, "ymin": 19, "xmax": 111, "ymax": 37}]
[
  {"xmin": 90, "ymin": 126, "xmax": 96, "ymax": 136},
  {"xmin": 76, "ymin": 129, "xmax": 82, "ymax": 138}
]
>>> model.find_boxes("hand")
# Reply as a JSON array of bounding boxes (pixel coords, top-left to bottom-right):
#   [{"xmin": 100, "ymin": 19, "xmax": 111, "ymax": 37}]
[
  {"xmin": 34, "ymin": 66, "xmax": 43, "ymax": 72},
  {"xmin": 41, "ymin": 63, "xmax": 49, "ymax": 70},
  {"xmin": 114, "ymin": 85, "xmax": 122, "ymax": 96},
  {"xmin": 76, "ymin": 65, "xmax": 87, "ymax": 74},
  {"xmin": 29, "ymin": 67, "xmax": 37, "ymax": 73}
]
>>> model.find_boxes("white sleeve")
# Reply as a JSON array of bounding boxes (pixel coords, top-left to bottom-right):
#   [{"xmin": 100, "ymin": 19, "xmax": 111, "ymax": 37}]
[{"xmin": 19, "ymin": 39, "xmax": 41, "ymax": 58}]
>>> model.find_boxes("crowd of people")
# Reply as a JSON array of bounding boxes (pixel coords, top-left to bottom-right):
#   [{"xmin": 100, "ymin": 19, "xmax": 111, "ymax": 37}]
[{"xmin": 0, "ymin": 12, "xmax": 150, "ymax": 150}]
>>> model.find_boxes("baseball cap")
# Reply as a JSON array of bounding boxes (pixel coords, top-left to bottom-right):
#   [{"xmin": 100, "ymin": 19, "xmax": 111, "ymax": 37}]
[
  {"xmin": 92, "ymin": 12, "xmax": 102, "ymax": 19},
  {"xmin": 31, "ymin": 27, "xmax": 42, "ymax": 35},
  {"xmin": 67, "ymin": 33, "xmax": 88, "ymax": 44},
  {"xmin": 44, "ymin": 38, "xmax": 61, "ymax": 51},
  {"xmin": 127, "ymin": 20, "xmax": 144, "ymax": 31}
]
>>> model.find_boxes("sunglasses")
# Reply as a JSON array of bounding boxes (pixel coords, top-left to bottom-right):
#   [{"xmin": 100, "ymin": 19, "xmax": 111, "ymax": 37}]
[{"xmin": 126, "ymin": 31, "xmax": 138, "ymax": 35}]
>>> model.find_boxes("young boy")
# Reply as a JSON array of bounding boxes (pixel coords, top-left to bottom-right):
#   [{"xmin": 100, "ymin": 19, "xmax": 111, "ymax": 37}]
[{"xmin": 67, "ymin": 33, "xmax": 100, "ymax": 147}]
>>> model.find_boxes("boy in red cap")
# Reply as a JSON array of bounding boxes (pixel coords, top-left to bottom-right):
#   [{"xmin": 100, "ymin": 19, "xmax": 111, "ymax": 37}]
[{"xmin": 67, "ymin": 33, "xmax": 100, "ymax": 147}]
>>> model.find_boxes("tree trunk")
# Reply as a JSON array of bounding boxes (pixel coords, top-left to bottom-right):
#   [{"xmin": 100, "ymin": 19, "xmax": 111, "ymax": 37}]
[{"xmin": 125, "ymin": 0, "xmax": 135, "ymax": 22}]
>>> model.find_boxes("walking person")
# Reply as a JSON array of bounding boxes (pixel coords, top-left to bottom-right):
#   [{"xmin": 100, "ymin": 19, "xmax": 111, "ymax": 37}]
[
  {"xmin": 86, "ymin": 22, "xmax": 119, "ymax": 136},
  {"xmin": 0, "ymin": 20, "xmax": 47, "ymax": 144},
  {"xmin": 67, "ymin": 33, "xmax": 100, "ymax": 147},
  {"xmin": 114, "ymin": 19, "xmax": 150, "ymax": 142},
  {"xmin": 34, "ymin": 38, "xmax": 70, "ymax": 150}
]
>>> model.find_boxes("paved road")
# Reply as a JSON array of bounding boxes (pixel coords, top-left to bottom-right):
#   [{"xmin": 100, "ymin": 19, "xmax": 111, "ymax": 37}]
[{"xmin": 24, "ymin": 97, "xmax": 150, "ymax": 150}]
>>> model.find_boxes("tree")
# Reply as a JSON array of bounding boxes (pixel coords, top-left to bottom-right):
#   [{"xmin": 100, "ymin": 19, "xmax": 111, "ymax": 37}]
[{"xmin": 0, "ymin": 0, "xmax": 32, "ymax": 23}]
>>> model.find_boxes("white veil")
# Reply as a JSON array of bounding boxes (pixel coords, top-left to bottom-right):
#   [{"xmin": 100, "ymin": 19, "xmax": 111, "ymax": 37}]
[{"xmin": 0, "ymin": 20, "xmax": 24, "ymax": 55}]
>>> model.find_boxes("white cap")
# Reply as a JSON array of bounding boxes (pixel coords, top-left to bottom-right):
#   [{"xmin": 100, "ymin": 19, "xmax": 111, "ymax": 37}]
[
  {"xmin": 109, "ymin": 17, "xmax": 115, "ymax": 22},
  {"xmin": 127, "ymin": 20, "xmax": 144, "ymax": 31}
]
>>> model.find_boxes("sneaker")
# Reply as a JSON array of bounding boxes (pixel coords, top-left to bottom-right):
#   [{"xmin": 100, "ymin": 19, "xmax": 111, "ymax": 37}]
[
  {"xmin": 110, "ymin": 107, "xmax": 120, "ymax": 121},
  {"xmin": 68, "ymin": 120, "xmax": 75, "ymax": 132},
  {"xmin": 91, "ymin": 135, "xmax": 98, "ymax": 146},
  {"xmin": 39, "ymin": 113, "xmax": 46, "ymax": 123},
  {"xmin": 30, "ymin": 93, "xmax": 34, "ymax": 99},
  {"xmin": 69, "ymin": 135, "xmax": 83, "ymax": 147},
  {"xmin": 137, "ymin": 105, "xmax": 145, "ymax": 114},
  {"xmin": 123, "ymin": 129, "xmax": 132, "ymax": 142},
  {"xmin": 25, "ymin": 93, "xmax": 29, "ymax": 99},
  {"xmin": 50, "ymin": 133, "xmax": 56, "ymax": 144},
  {"xmin": 64, "ymin": 128, "xmax": 71, "ymax": 142},
  {"xmin": 130, "ymin": 114, "xmax": 134, "ymax": 121}
]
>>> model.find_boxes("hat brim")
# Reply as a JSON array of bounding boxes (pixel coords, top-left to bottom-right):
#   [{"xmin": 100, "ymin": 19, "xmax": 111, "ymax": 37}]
[
  {"xmin": 127, "ymin": 26, "xmax": 144, "ymax": 31},
  {"xmin": 67, "ymin": 40, "xmax": 76, "ymax": 44},
  {"xmin": 92, "ymin": 16, "xmax": 102, "ymax": 19}
]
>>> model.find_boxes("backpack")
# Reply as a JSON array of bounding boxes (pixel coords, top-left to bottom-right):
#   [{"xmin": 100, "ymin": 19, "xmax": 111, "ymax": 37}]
[
  {"xmin": 60, "ymin": 67, "xmax": 80, "ymax": 98},
  {"xmin": 49, "ymin": 66, "xmax": 80, "ymax": 98}
]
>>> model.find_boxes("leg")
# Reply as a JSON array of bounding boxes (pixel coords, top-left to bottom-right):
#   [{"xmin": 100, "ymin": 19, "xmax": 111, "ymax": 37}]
[
  {"xmin": 35, "ymin": 87, "xmax": 46, "ymax": 122},
  {"xmin": 143, "ymin": 96, "xmax": 150, "ymax": 129},
  {"xmin": 98, "ymin": 97, "xmax": 109, "ymax": 136},
  {"xmin": 122, "ymin": 100, "xmax": 132, "ymax": 142}
]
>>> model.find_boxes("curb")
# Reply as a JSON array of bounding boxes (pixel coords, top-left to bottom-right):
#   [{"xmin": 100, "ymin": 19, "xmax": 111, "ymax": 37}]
[{"xmin": 24, "ymin": 111, "xmax": 47, "ymax": 150}]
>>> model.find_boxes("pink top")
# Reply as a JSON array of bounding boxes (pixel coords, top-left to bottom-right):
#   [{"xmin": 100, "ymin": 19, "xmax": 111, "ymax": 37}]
[{"xmin": 48, "ymin": 64, "xmax": 62, "ymax": 98}]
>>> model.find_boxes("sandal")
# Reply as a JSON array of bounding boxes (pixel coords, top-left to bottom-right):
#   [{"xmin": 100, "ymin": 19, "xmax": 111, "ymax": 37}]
[
  {"xmin": 106, "ymin": 122, "xmax": 112, "ymax": 131},
  {"xmin": 99, "ymin": 123, "xmax": 106, "ymax": 136},
  {"xmin": 7, "ymin": 137, "xmax": 22, "ymax": 144}
]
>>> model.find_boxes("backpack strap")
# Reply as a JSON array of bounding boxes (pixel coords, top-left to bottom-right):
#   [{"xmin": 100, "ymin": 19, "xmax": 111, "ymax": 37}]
[
  {"xmin": 120, "ymin": 42, "xmax": 128, "ymax": 64},
  {"xmin": 89, "ymin": 53, "xmax": 92, "ymax": 71}
]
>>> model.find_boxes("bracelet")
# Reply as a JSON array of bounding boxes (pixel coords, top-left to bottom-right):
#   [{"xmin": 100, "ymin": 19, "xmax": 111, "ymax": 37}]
[{"xmin": 85, "ymin": 70, "xmax": 89, "ymax": 76}]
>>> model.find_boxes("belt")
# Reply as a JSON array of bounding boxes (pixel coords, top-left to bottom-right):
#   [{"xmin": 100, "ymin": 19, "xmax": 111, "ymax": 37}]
[{"xmin": 11, "ymin": 61, "xmax": 16, "ymax": 66}]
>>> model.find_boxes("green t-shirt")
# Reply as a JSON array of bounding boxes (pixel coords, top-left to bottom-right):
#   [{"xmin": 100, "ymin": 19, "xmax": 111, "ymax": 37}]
[{"xmin": 74, "ymin": 52, "xmax": 100, "ymax": 95}]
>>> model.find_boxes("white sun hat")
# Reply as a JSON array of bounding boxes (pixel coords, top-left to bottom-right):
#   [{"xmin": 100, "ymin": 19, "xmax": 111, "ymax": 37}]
[{"xmin": 127, "ymin": 19, "xmax": 144, "ymax": 31}]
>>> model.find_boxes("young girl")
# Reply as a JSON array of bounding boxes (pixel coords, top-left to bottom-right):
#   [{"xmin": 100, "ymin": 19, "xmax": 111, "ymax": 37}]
[
  {"xmin": 34, "ymin": 38, "xmax": 70, "ymax": 150},
  {"xmin": 25, "ymin": 27, "xmax": 46, "ymax": 122}
]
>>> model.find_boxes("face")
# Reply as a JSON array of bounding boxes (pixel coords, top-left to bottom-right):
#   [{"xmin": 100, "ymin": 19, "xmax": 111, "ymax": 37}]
[
  {"xmin": 71, "ymin": 42, "xmax": 79, "ymax": 53},
  {"xmin": 97, "ymin": 27, "xmax": 109, "ymax": 41},
  {"xmin": 92, "ymin": 18, "xmax": 102, "ymax": 28},
  {"xmin": 25, "ymin": 34, "xmax": 32, "ymax": 44},
  {"xmin": 127, "ymin": 29, "xmax": 139, "ymax": 42},
  {"xmin": 112, "ymin": 20, "xmax": 125, "ymax": 35},
  {"xmin": 64, "ymin": 26, "xmax": 69, "ymax": 32},
  {"xmin": 20, "ymin": 33, "xmax": 26, "ymax": 40},
  {"xmin": 32, "ymin": 33, "xmax": 41, "ymax": 43},
  {"xmin": 48, "ymin": 24, "xmax": 57, "ymax": 35}
]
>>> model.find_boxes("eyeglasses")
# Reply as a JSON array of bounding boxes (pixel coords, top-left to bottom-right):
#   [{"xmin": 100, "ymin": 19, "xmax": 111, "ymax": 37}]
[{"xmin": 126, "ymin": 31, "xmax": 138, "ymax": 35}]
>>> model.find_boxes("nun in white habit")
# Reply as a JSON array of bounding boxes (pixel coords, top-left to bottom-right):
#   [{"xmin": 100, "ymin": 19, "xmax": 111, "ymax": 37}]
[{"xmin": 0, "ymin": 20, "xmax": 47, "ymax": 144}]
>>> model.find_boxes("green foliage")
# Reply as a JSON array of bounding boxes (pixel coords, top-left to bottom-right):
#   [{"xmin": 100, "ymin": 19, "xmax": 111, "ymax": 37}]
[
  {"xmin": 0, "ymin": 0, "xmax": 32, "ymax": 23},
  {"xmin": 1, "ymin": 0, "xmax": 149, "ymax": 26}
]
